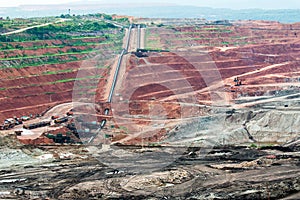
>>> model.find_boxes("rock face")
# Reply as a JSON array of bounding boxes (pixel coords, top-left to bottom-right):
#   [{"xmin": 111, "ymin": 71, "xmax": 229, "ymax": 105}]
[
  {"xmin": 245, "ymin": 109, "xmax": 300, "ymax": 143},
  {"xmin": 219, "ymin": 109, "xmax": 299, "ymax": 144},
  {"xmin": 0, "ymin": 134, "xmax": 23, "ymax": 148},
  {"xmin": 165, "ymin": 108, "xmax": 300, "ymax": 146},
  {"xmin": 284, "ymin": 137, "xmax": 300, "ymax": 151}
]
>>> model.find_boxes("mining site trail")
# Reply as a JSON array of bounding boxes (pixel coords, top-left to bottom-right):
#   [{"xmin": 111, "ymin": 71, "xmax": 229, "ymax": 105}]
[
  {"xmin": 128, "ymin": 26, "xmax": 138, "ymax": 52},
  {"xmin": 1, "ymin": 18, "xmax": 69, "ymax": 36},
  {"xmin": 0, "ymin": 101, "xmax": 70, "ymax": 114},
  {"xmin": 224, "ymin": 62, "xmax": 290, "ymax": 81},
  {"xmin": 140, "ymin": 28, "xmax": 146, "ymax": 49},
  {"xmin": 234, "ymin": 91, "xmax": 300, "ymax": 108},
  {"xmin": 162, "ymin": 60, "xmax": 297, "ymax": 107}
]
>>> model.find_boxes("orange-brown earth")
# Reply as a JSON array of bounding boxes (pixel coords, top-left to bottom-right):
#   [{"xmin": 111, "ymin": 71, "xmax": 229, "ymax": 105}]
[
  {"xmin": 102, "ymin": 21, "xmax": 300, "ymax": 144},
  {"xmin": 148, "ymin": 21, "xmax": 300, "ymax": 103},
  {"xmin": 0, "ymin": 36, "xmax": 118, "ymax": 122},
  {"xmin": 1, "ymin": 20, "xmax": 300, "ymax": 141}
]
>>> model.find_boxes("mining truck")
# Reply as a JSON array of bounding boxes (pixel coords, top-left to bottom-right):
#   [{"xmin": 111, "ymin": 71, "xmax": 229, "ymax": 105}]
[
  {"xmin": 54, "ymin": 116, "xmax": 69, "ymax": 124},
  {"xmin": 23, "ymin": 121, "xmax": 51, "ymax": 129},
  {"xmin": 51, "ymin": 116, "xmax": 60, "ymax": 120}
]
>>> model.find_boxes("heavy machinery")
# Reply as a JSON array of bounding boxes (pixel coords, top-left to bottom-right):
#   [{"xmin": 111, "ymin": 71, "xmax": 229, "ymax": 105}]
[
  {"xmin": 66, "ymin": 111, "xmax": 74, "ymax": 116},
  {"xmin": 51, "ymin": 116, "xmax": 59, "ymax": 120},
  {"xmin": 0, "ymin": 123, "xmax": 14, "ymax": 130},
  {"xmin": 23, "ymin": 121, "xmax": 51, "ymax": 129},
  {"xmin": 0, "ymin": 118, "xmax": 23, "ymax": 130},
  {"xmin": 20, "ymin": 116, "xmax": 30, "ymax": 121},
  {"xmin": 54, "ymin": 117, "xmax": 69, "ymax": 124},
  {"xmin": 234, "ymin": 77, "xmax": 242, "ymax": 86}
]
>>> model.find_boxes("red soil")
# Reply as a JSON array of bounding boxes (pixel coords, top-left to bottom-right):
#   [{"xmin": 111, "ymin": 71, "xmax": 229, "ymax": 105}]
[
  {"xmin": 19, "ymin": 137, "xmax": 54, "ymax": 145},
  {"xmin": 0, "ymin": 58, "xmax": 112, "ymax": 122},
  {"xmin": 2, "ymin": 20, "xmax": 300, "ymax": 146},
  {"xmin": 108, "ymin": 21, "xmax": 300, "ymax": 144},
  {"xmin": 1, "ymin": 37, "xmax": 106, "ymax": 49}
]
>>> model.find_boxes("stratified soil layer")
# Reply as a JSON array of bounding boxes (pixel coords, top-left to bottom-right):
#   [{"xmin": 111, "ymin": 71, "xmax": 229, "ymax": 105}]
[{"xmin": 0, "ymin": 37, "xmax": 118, "ymax": 121}]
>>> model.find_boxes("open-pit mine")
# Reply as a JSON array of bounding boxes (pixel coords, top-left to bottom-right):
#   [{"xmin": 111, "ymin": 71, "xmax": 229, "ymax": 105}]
[{"xmin": 0, "ymin": 14, "xmax": 299, "ymax": 199}]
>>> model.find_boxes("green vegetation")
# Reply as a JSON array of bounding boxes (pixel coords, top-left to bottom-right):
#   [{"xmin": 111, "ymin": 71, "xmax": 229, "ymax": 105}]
[
  {"xmin": 249, "ymin": 143, "xmax": 258, "ymax": 148},
  {"xmin": 87, "ymin": 92, "xmax": 97, "ymax": 95},
  {"xmin": 142, "ymin": 48, "xmax": 166, "ymax": 52},
  {"xmin": 0, "ymin": 17, "xmax": 57, "ymax": 33},
  {"xmin": 96, "ymin": 65, "xmax": 110, "ymax": 69},
  {"xmin": 0, "ymin": 50, "xmax": 95, "ymax": 61},
  {"xmin": 2, "ymin": 74, "xmax": 104, "ymax": 91},
  {"xmin": 149, "ymin": 143, "xmax": 162, "ymax": 147},
  {"xmin": 202, "ymin": 27, "xmax": 227, "ymax": 31},
  {"xmin": 45, "ymin": 92, "xmax": 56, "ymax": 95},
  {"xmin": 51, "ymin": 75, "xmax": 103, "ymax": 84},
  {"xmin": 0, "ymin": 41, "xmax": 123, "ymax": 69},
  {"xmin": 53, "ymin": 78, "xmax": 78, "ymax": 83},
  {"xmin": 0, "ymin": 19, "xmax": 124, "ymax": 69},
  {"xmin": 0, "ymin": 36, "xmax": 120, "ymax": 51},
  {"xmin": 173, "ymin": 31, "xmax": 233, "ymax": 35},
  {"xmin": 84, "ymin": 13, "xmax": 113, "ymax": 20},
  {"xmin": 1, "ymin": 13, "xmax": 122, "ymax": 42},
  {"xmin": 118, "ymin": 126, "xmax": 129, "ymax": 134},
  {"xmin": 259, "ymin": 143, "xmax": 275, "ymax": 149},
  {"xmin": 0, "ymin": 56, "xmax": 80, "ymax": 69},
  {"xmin": 42, "ymin": 69, "xmax": 74, "ymax": 75},
  {"xmin": 169, "ymin": 37, "xmax": 240, "ymax": 41},
  {"xmin": 145, "ymin": 29, "xmax": 162, "ymax": 49},
  {"xmin": 112, "ymin": 17, "xmax": 129, "ymax": 24},
  {"xmin": 0, "ymin": 13, "xmax": 125, "ymax": 100},
  {"xmin": 78, "ymin": 85, "xmax": 98, "ymax": 89},
  {"xmin": 26, "ymin": 20, "xmax": 116, "ymax": 36},
  {"xmin": 0, "ymin": 35, "xmax": 14, "ymax": 42}
]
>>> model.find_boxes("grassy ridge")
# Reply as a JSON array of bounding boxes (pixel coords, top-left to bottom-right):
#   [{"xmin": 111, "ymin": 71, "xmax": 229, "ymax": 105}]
[{"xmin": 1, "ymin": 74, "xmax": 104, "ymax": 91}]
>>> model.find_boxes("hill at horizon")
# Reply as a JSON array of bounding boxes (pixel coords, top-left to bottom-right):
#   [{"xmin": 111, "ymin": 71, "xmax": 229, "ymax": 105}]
[{"xmin": 1, "ymin": 4, "xmax": 300, "ymax": 23}]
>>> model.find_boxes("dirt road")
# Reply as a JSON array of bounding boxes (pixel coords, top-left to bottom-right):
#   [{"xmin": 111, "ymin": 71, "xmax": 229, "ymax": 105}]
[{"xmin": 1, "ymin": 19, "xmax": 69, "ymax": 36}]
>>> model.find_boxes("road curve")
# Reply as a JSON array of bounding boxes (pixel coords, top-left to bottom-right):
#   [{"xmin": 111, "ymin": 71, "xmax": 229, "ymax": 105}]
[{"xmin": 1, "ymin": 19, "xmax": 69, "ymax": 36}]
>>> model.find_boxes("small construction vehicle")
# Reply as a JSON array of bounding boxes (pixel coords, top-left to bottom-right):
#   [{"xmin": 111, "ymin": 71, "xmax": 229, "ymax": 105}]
[
  {"xmin": 20, "ymin": 116, "xmax": 30, "ymax": 121},
  {"xmin": 234, "ymin": 77, "xmax": 242, "ymax": 86},
  {"xmin": 51, "ymin": 116, "xmax": 60, "ymax": 120},
  {"xmin": 0, "ymin": 118, "xmax": 23, "ymax": 130},
  {"xmin": 66, "ymin": 111, "xmax": 74, "ymax": 116},
  {"xmin": 54, "ymin": 116, "xmax": 69, "ymax": 124}
]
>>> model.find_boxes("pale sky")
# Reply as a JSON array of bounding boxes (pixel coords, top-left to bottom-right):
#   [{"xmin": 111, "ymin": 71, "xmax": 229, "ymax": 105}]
[
  {"xmin": 1, "ymin": 0, "xmax": 300, "ymax": 9},
  {"xmin": 0, "ymin": 0, "xmax": 75, "ymax": 7}
]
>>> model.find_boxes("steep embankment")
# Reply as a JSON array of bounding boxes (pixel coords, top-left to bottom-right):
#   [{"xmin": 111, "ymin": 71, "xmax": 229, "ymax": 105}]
[
  {"xmin": 0, "ymin": 17, "xmax": 124, "ymax": 121},
  {"xmin": 164, "ymin": 108, "xmax": 300, "ymax": 146}
]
